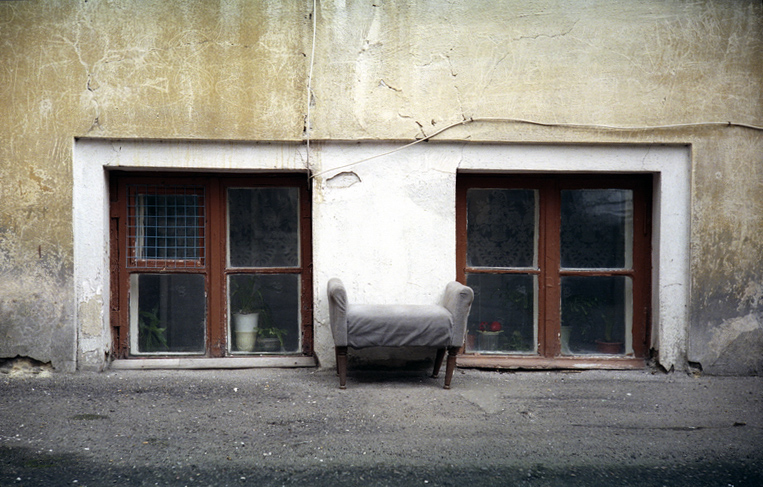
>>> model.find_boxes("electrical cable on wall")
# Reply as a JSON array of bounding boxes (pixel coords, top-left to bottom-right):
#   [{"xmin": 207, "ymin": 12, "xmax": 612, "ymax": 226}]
[
  {"xmin": 310, "ymin": 116, "xmax": 763, "ymax": 179},
  {"xmin": 300, "ymin": 3, "xmax": 761, "ymax": 180},
  {"xmin": 300, "ymin": 2, "xmax": 760, "ymax": 181},
  {"xmin": 304, "ymin": 0, "xmax": 318, "ymax": 171}
]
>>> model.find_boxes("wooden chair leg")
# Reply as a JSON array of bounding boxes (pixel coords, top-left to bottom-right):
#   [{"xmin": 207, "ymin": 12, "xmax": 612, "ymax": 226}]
[
  {"xmin": 336, "ymin": 346, "xmax": 348, "ymax": 389},
  {"xmin": 432, "ymin": 348, "xmax": 446, "ymax": 378},
  {"xmin": 443, "ymin": 347, "xmax": 459, "ymax": 390}
]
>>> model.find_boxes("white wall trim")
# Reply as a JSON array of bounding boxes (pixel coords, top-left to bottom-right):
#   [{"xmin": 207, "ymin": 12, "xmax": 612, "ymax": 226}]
[
  {"xmin": 73, "ymin": 139, "xmax": 307, "ymax": 370},
  {"xmin": 454, "ymin": 143, "xmax": 691, "ymax": 371},
  {"xmin": 74, "ymin": 139, "xmax": 690, "ymax": 372}
]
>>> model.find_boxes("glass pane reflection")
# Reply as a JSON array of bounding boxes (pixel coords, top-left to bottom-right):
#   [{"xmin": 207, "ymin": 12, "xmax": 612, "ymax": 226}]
[
  {"xmin": 228, "ymin": 188, "xmax": 299, "ymax": 268},
  {"xmin": 131, "ymin": 274, "xmax": 206, "ymax": 353},
  {"xmin": 560, "ymin": 276, "xmax": 631, "ymax": 355},
  {"xmin": 467, "ymin": 189, "xmax": 537, "ymax": 268},
  {"xmin": 229, "ymin": 274, "xmax": 300, "ymax": 353},
  {"xmin": 466, "ymin": 273, "xmax": 536, "ymax": 354},
  {"xmin": 561, "ymin": 189, "xmax": 632, "ymax": 269}
]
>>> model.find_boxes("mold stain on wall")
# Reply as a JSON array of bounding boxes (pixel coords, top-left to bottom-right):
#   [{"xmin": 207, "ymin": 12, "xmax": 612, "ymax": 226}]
[{"xmin": 689, "ymin": 133, "xmax": 763, "ymax": 374}]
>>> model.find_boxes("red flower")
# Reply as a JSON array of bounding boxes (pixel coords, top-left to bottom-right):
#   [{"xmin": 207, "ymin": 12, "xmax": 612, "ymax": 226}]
[
  {"xmin": 490, "ymin": 321, "xmax": 502, "ymax": 332},
  {"xmin": 479, "ymin": 321, "xmax": 487, "ymax": 332}
]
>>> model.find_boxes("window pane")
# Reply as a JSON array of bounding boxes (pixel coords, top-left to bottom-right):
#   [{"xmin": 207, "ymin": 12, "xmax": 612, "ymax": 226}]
[
  {"xmin": 561, "ymin": 276, "xmax": 632, "ymax": 355},
  {"xmin": 229, "ymin": 274, "xmax": 300, "ymax": 353},
  {"xmin": 561, "ymin": 189, "xmax": 632, "ymax": 269},
  {"xmin": 465, "ymin": 273, "xmax": 536, "ymax": 354},
  {"xmin": 130, "ymin": 274, "xmax": 205, "ymax": 353},
  {"xmin": 127, "ymin": 185, "xmax": 205, "ymax": 267},
  {"xmin": 467, "ymin": 189, "xmax": 537, "ymax": 268},
  {"xmin": 228, "ymin": 188, "xmax": 299, "ymax": 268}
]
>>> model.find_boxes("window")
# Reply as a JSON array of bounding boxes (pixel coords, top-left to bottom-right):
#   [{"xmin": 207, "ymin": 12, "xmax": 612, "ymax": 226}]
[
  {"xmin": 110, "ymin": 173, "xmax": 313, "ymax": 358},
  {"xmin": 457, "ymin": 174, "xmax": 651, "ymax": 366}
]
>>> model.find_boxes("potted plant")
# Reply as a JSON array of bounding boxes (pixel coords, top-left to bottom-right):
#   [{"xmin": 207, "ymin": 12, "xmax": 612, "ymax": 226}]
[
  {"xmin": 594, "ymin": 310, "xmax": 623, "ymax": 354},
  {"xmin": 489, "ymin": 283, "xmax": 533, "ymax": 353},
  {"xmin": 561, "ymin": 293, "xmax": 594, "ymax": 355},
  {"xmin": 231, "ymin": 278, "xmax": 270, "ymax": 352},
  {"xmin": 138, "ymin": 306, "xmax": 168, "ymax": 352},
  {"xmin": 477, "ymin": 321, "xmax": 503, "ymax": 351},
  {"xmin": 256, "ymin": 325, "xmax": 287, "ymax": 352},
  {"xmin": 562, "ymin": 293, "xmax": 623, "ymax": 355},
  {"xmin": 505, "ymin": 329, "xmax": 526, "ymax": 351}
]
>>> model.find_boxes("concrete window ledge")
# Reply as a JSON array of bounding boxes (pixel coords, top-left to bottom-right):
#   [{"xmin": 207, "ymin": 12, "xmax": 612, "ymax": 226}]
[{"xmin": 109, "ymin": 356, "xmax": 317, "ymax": 370}]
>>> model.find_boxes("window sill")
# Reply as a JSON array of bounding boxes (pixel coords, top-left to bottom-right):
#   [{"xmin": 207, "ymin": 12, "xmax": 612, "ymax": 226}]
[
  {"xmin": 457, "ymin": 354, "xmax": 645, "ymax": 370},
  {"xmin": 110, "ymin": 356, "xmax": 317, "ymax": 370}
]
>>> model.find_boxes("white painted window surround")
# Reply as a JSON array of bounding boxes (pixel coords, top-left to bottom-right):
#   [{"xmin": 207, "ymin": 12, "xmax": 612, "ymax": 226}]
[{"xmin": 73, "ymin": 139, "xmax": 690, "ymax": 371}]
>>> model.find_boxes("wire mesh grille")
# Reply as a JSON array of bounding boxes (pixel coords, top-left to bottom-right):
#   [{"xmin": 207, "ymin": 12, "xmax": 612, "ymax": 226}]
[{"xmin": 126, "ymin": 184, "xmax": 206, "ymax": 268}]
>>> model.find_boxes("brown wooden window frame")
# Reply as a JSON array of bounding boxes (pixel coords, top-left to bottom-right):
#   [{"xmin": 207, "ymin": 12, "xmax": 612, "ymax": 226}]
[
  {"xmin": 456, "ymin": 173, "xmax": 652, "ymax": 369},
  {"xmin": 109, "ymin": 171, "xmax": 313, "ymax": 359}
]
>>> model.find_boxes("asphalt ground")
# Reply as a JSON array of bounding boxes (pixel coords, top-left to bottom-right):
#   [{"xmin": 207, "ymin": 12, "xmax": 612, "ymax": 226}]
[{"xmin": 1, "ymin": 362, "xmax": 761, "ymax": 486}]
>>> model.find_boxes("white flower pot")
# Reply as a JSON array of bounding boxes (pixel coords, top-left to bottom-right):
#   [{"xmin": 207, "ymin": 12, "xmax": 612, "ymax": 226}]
[
  {"xmin": 478, "ymin": 331, "xmax": 501, "ymax": 351},
  {"xmin": 233, "ymin": 313, "xmax": 259, "ymax": 351}
]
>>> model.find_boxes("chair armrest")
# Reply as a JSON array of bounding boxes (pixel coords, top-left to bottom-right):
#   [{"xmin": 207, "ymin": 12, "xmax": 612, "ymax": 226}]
[
  {"xmin": 442, "ymin": 281, "xmax": 474, "ymax": 348},
  {"xmin": 327, "ymin": 278, "xmax": 349, "ymax": 347}
]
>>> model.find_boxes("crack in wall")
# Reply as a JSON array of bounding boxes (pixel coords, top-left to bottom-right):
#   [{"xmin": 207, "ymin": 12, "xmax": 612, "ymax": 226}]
[
  {"xmin": 444, "ymin": 51, "xmax": 466, "ymax": 120},
  {"xmin": 513, "ymin": 20, "xmax": 579, "ymax": 42},
  {"xmin": 378, "ymin": 79, "xmax": 401, "ymax": 92}
]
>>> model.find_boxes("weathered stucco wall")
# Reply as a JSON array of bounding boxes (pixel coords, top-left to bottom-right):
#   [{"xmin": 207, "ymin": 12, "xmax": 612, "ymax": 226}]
[
  {"xmin": 307, "ymin": 0, "xmax": 763, "ymax": 374},
  {"xmin": 311, "ymin": 0, "xmax": 761, "ymax": 139},
  {"xmin": 1, "ymin": 0, "xmax": 761, "ymax": 373},
  {"xmin": 690, "ymin": 134, "xmax": 763, "ymax": 374},
  {"xmin": 0, "ymin": 0, "xmax": 309, "ymax": 371}
]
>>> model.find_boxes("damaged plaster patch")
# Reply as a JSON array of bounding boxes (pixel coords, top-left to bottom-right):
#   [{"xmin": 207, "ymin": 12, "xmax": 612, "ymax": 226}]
[
  {"xmin": 77, "ymin": 294, "xmax": 107, "ymax": 371},
  {"xmin": 0, "ymin": 357, "xmax": 53, "ymax": 378},
  {"xmin": 78, "ymin": 295, "xmax": 104, "ymax": 337},
  {"xmin": 708, "ymin": 313, "xmax": 761, "ymax": 359},
  {"xmin": 739, "ymin": 281, "xmax": 763, "ymax": 312},
  {"xmin": 703, "ymin": 280, "xmax": 763, "ymax": 373},
  {"xmin": 707, "ymin": 319, "xmax": 763, "ymax": 375},
  {"xmin": 0, "ymin": 268, "xmax": 74, "ymax": 371},
  {"xmin": 326, "ymin": 171, "xmax": 361, "ymax": 188}
]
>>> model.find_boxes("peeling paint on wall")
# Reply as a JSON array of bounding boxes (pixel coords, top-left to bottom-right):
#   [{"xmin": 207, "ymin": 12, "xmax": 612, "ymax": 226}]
[
  {"xmin": 0, "ymin": 1, "xmax": 311, "ymax": 372},
  {"xmin": 1, "ymin": 0, "xmax": 761, "ymax": 373},
  {"xmin": 78, "ymin": 297, "xmax": 104, "ymax": 338},
  {"xmin": 0, "ymin": 262, "xmax": 75, "ymax": 372},
  {"xmin": 689, "ymin": 131, "xmax": 763, "ymax": 374},
  {"xmin": 709, "ymin": 313, "xmax": 761, "ymax": 359},
  {"xmin": 705, "ymin": 313, "xmax": 763, "ymax": 375}
]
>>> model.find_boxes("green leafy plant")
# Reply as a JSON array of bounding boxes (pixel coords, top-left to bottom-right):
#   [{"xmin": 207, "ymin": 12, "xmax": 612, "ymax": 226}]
[
  {"xmin": 257, "ymin": 325, "xmax": 287, "ymax": 349},
  {"xmin": 492, "ymin": 284, "xmax": 534, "ymax": 351},
  {"xmin": 232, "ymin": 277, "xmax": 269, "ymax": 316},
  {"xmin": 138, "ymin": 306, "xmax": 168, "ymax": 352},
  {"xmin": 562, "ymin": 294, "xmax": 617, "ymax": 342},
  {"xmin": 504, "ymin": 329, "xmax": 525, "ymax": 350}
]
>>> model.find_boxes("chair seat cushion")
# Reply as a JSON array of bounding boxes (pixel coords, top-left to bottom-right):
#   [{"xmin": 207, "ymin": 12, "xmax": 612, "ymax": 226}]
[{"xmin": 346, "ymin": 304, "xmax": 453, "ymax": 349}]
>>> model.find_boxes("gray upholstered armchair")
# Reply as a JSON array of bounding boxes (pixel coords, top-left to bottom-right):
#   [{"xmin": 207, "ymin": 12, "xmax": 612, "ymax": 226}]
[{"xmin": 327, "ymin": 278, "xmax": 474, "ymax": 389}]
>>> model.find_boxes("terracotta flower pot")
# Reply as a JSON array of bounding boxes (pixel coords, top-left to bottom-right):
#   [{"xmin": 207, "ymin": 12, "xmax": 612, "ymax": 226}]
[{"xmin": 595, "ymin": 340, "xmax": 623, "ymax": 354}]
